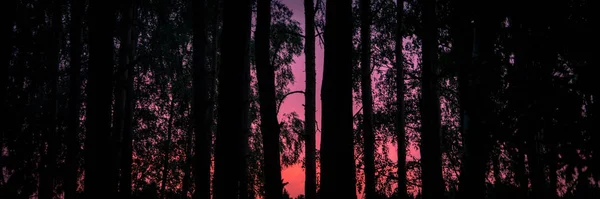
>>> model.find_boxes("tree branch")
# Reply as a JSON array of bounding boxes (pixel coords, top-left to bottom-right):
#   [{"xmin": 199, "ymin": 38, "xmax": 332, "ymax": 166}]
[
  {"xmin": 353, "ymin": 106, "xmax": 364, "ymax": 119},
  {"xmin": 276, "ymin": 90, "xmax": 306, "ymax": 115}
]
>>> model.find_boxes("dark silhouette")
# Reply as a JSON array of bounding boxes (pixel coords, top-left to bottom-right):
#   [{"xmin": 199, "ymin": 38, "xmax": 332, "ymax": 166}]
[
  {"xmin": 85, "ymin": 0, "xmax": 117, "ymax": 197},
  {"xmin": 359, "ymin": 0, "xmax": 376, "ymax": 198},
  {"xmin": 419, "ymin": 1, "xmax": 445, "ymax": 199},
  {"xmin": 303, "ymin": 0, "xmax": 317, "ymax": 198},
  {"xmin": 65, "ymin": 0, "xmax": 84, "ymax": 198},
  {"xmin": 2, "ymin": 0, "xmax": 600, "ymax": 198},
  {"xmin": 117, "ymin": 1, "xmax": 136, "ymax": 197},
  {"xmin": 320, "ymin": 0, "xmax": 356, "ymax": 198},
  {"xmin": 395, "ymin": 1, "xmax": 407, "ymax": 199},
  {"xmin": 256, "ymin": 0, "xmax": 284, "ymax": 198},
  {"xmin": 38, "ymin": 0, "xmax": 62, "ymax": 198},
  {"xmin": 212, "ymin": 0, "xmax": 252, "ymax": 198},
  {"xmin": 192, "ymin": 0, "xmax": 211, "ymax": 198}
]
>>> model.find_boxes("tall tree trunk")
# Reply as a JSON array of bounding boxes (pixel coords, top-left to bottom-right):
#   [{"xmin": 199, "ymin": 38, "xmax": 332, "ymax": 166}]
[
  {"xmin": 256, "ymin": 0, "xmax": 283, "ymax": 198},
  {"xmin": 420, "ymin": 1, "xmax": 445, "ymax": 199},
  {"xmin": 1, "ymin": 0, "xmax": 16, "ymax": 114},
  {"xmin": 212, "ymin": 0, "xmax": 252, "ymax": 197},
  {"xmin": 0, "ymin": 3, "xmax": 16, "ymax": 183},
  {"xmin": 458, "ymin": 3, "xmax": 495, "ymax": 198},
  {"xmin": 181, "ymin": 104, "xmax": 194, "ymax": 198},
  {"xmin": 513, "ymin": 145, "xmax": 529, "ymax": 199},
  {"xmin": 39, "ymin": 1, "xmax": 62, "ymax": 198},
  {"xmin": 65, "ymin": 0, "xmax": 84, "ymax": 198},
  {"xmin": 394, "ymin": 1, "xmax": 407, "ymax": 199},
  {"xmin": 192, "ymin": 0, "xmax": 211, "ymax": 198},
  {"xmin": 161, "ymin": 102, "xmax": 175, "ymax": 198},
  {"xmin": 238, "ymin": 10, "xmax": 253, "ymax": 199},
  {"xmin": 359, "ymin": 0, "xmax": 376, "ymax": 198},
  {"xmin": 116, "ymin": 1, "xmax": 135, "ymax": 197},
  {"xmin": 303, "ymin": 0, "xmax": 317, "ymax": 198},
  {"xmin": 526, "ymin": 131, "xmax": 545, "ymax": 199},
  {"xmin": 320, "ymin": 0, "xmax": 356, "ymax": 197},
  {"xmin": 85, "ymin": 0, "xmax": 117, "ymax": 197}
]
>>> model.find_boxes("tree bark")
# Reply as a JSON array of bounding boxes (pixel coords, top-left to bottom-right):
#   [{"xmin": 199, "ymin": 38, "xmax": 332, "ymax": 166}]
[
  {"xmin": 394, "ymin": 1, "xmax": 407, "ymax": 199},
  {"xmin": 359, "ymin": 0, "xmax": 376, "ymax": 198},
  {"xmin": 457, "ymin": 1, "xmax": 495, "ymax": 197},
  {"xmin": 192, "ymin": 0, "xmax": 211, "ymax": 198},
  {"xmin": 419, "ymin": 1, "xmax": 445, "ymax": 199},
  {"xmin": 161, "ymin": 102, "xmax": 175, "ymax": 198},
  {"xmin": 65, "ymin": 0, "xmax": 84, "ymax": 198},
  {"xmin": 212, "ymin": 0, "xmax": 253, "ymax": 197},
  {"xmin": 39, "ymin": 1, "xmax": 62, "ymax": 198},
  {"xmin": 116, "ymin": 1, "xmax": 135, "ymax": 197},
  {"xmin": 303, "ymin": 0, "xmax": 317, "ymax": 198},
  {"xmin": 256, "ymin": 0, "xmax": 284, "ymax": 198},
  {"xmin": 1, "ymin": 0, "xmax": 16, "ymax": 116},
  {"xmin": 320, "ymin": 0, "xmax": 356, "ymax": 197},
  {"xmin": 85, "ymin": 0, "xmax": 117, "ymax": 197}
]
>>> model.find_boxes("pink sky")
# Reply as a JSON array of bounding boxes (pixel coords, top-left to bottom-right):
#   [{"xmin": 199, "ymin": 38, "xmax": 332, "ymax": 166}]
[
  {"xmin": 276, "ymin": 1, "xmax": 404, "ymax": 197},
  {"xmin": 275, "ymin": 1, "xmax": 424, "ymax": 198}
]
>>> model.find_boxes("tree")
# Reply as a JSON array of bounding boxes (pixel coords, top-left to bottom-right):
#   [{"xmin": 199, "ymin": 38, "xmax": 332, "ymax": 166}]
[
  {"xmin": 117, "ymin": 0, "xmax": 136, "ymax": 197},
  {"xmin": 304, "ymin": 0, "xmax": 317, "ymax": 198},
  {"xmin": 39, "ymin": 0, "xmax": 63, "ymax": 198},
  {"xmin": 395, "ymin": 1, "xmax": 407, "ymax": 199},
  {"xmin": 256, "ymin": 0, "xmax": 284, "ymax": 198},
  {"xmin": 85, "ymin": 0, "xmax": 117, "ymax": 197},
  {"xmin": 65, "ymin": 0, "xmax": 85, "ymax": 197},
  {"xmin": 359, "ymin": 0, "xmax": 376, "ymax": 198},
  {"xmin": 192, "ymin": 0, "xmax": 211, "ymax": 198},
  {"xmin": 320, "ymin": 0, "xmax": 356, "ymax": 197},
  {"xmin": 212, "ymin": 0, "xmax": 253, "ymax": 198},
  {"xmin": 419, "ymin": 0, "xmax": 445, "ymax": 199}
]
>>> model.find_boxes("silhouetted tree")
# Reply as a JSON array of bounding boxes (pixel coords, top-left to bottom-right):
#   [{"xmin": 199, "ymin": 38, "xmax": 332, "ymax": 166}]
[
  {"xmin": 192, "ymin": 0, "xmax": 211, "ymax": 198},
  {"xmin": 212, "ymin": 0, "xmax": 253, "ymax": 198},
  {"xmin": 65, "ymin": 0, "xmax": 85, "ymax": 198},
  {"xmin": 359, "ymin": 0, "xmax": 376, "ymax": 198},
  {"xmin": 85, "ymin": 0, "xmax": 117, "ymax": 197},
  {"xmin": 117, "ymin": 0, "xmax": 136, "ymax": 197},
  {"xmin": 39, "ymin": 0, "xmax": 62, "ymax": 198},
  {"xmin": 320, "ymin": 0, "xmax": 356, "ymax": 197},
  {"xmin": 304, "ymin": 0, "xmax": 317, "ymax": 198},
  {"xmin": 395, "ymin": 1, "xmax": 407, "ymax": 199},
  {"xmin": 256, "ymin": 0, "xmax": 284, "ymax": 198},
  {"xmin": 419, "ymin": 0, "xmax": 445, "ymax": 199}
]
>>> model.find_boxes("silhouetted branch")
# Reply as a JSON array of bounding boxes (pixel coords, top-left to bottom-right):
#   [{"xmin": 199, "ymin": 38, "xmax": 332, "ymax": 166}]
[
  {"xmin": 353, "ymin": 106, "xmax": 363, "ymax": 119},
  {"xmin": 276, "ymin": 90, "xmax": 305, "ymax": 114}
]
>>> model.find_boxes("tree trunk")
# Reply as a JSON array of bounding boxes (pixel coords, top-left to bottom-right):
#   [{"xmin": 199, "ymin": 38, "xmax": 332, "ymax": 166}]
[
  {"xmin": 192, "ymin": 0, "xmax": 211, "ymax": 198},
  {"xmin": 420, "ymin": 1, "xmax": 445, "ymax": 199},
  {"xmin": 238, "ymin": 9, "xmax": 253, "ymax": 199},
  {"xmin": 458, "ymin": 3, "xmax": 495, "ymax": 198},
  {"xmin": 65, "ymin": 0, "xmax": 84, "ymax": 198},
  {"xmin": 320, "ymin": 0, "xmax": 356, "ymax": 197},
  {"xmin": 116, "ymin": 1, "xmax": 135, "ymax": 197},
  {"xmin": 212, "ymin": 0, "xmax": 253, "ymax": 197},
  {"xmin": 39, "ymin": 1, "xmax": 62, "ymax": 198},
  {"xmin": 85, "ymin": 0, "xmax": 117, "ymax": 197},
  {"xmin": 1, "ymin": 0, "xmax": 16, "ymax": 114},
  {"xmin": 181, "ymin": 104, "xmax": 194, "ymax": 198},
  {"xmin": 359, "ymin": 0, "xmax": 375, "ymax": 198},
  {"xmin": 161, "ymin": 102, "xmax": 175, "ymax": 198},
  {"xmin": 304, "ymin": 0, "xmax": 316, "ymax": 198},
  {"xmin": 256, "ymin": 0, "xmax": 283, "ymax": 198},
  {"xmin": 394, "ymin": 1, "xmax": 407, "ymax": 199}
]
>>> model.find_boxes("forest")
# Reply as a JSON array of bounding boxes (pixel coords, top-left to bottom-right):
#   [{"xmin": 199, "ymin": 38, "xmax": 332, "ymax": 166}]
[{"xmin": 1, "ymin": 0, "xmax": 599, "ymax": 199}]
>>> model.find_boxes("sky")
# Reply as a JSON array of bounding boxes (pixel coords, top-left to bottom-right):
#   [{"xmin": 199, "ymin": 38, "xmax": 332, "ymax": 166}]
[
  {"xmin": 275, "ymin": 0, "xmax": 323, "ymax": 196},
  {"xmin": 275, "ymin": 1, "xmax": 419, "ymax": 197}
]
